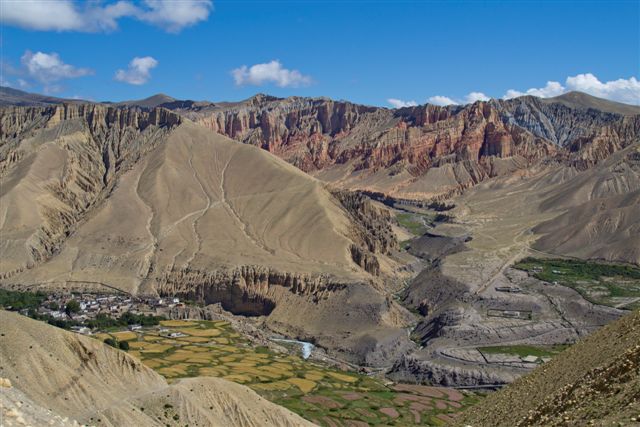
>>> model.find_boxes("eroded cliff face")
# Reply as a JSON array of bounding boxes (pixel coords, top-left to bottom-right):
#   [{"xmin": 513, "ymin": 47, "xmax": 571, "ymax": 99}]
[
  {"xmin": 192, "ymin": 98, "xmax": 553, "ymax": 172},
  {"xmin": 494, "ymin": 96, "xmax": 640, "ymax": 168},
  {"xmin": 155, "ymin": 265, "xmax": 344, "ymax": 316},
  {"xmin": 174, "ymin": 95, "xmax": 638, "ymax": 200},
  {"xmin": 0, "ymin": 104, "xmax": 181, "ymax": 276},
  {"xmin": 333, "ymin": 190, "xmax": 398, "ymax": 275}
]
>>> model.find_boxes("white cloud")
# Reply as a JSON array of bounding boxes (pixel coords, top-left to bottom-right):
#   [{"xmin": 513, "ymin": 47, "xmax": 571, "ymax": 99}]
[
  {"xmin": 387, "ymin": 98, "xmax": 418, "ymax": 108},
  {"xmin": 20, "ymin": 51, "xmax": 93, "ymax": 88},
  {"xmin": 503, "ymin": 81, "xmax": 565, "ymax": 99},
  {"xmin": 503, "ymin": 73, "xmax": 639, "ymax": 105},
  {"xmin": 464, "ymin": 92, "xmax": 490, "ymax": 103},
  {"xmin": 115, "ymin": 56, "xmax": 159, "ymax": 85},
  {"xmin": 427, "ymin": 92, "xmax": 491, "ymax": 106},
  {"xmin": 427, "ymin": 95, "xmax": 458, "ymax": 106},
  {"xmin": 232, "ymin": 60, "xmax": 312, "ymax": 88},
  {"xmin": 0, "ymin": 0, "xmax": 212, "ymax": 33},
  {"xmin": 136, "ymin": 0, "xmax": 213, "ymax": 33}
]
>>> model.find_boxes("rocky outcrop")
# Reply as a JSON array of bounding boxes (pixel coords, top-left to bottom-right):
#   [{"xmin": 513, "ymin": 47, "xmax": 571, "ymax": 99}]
[
  {"xmin": 193, "ymin": 97, "xmax": 554, "ymax": 173},
  {"xmin": 388, "ymin": 353, "xmax": 521, "ymax": 387},
  {"xmin": 334, "ymin": 190, "xmax": 397, "ymax": 254},
  {"xmin": 494, "ymin": 96, "xmax": 640, "ymax": 168},
  {"xmin": 331, "ymin": 190, "xmax": 398, "ymax": 275}
]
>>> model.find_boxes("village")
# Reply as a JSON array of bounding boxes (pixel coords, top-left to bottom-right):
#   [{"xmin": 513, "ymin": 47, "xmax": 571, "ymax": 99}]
[{"xmin": 17, "ymin": 292, "xmax": 186, "ymax": 335}]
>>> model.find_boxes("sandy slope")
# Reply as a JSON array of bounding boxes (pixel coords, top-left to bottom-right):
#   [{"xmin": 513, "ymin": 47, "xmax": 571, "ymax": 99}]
[
  {"xmin": 4, "ymin": 120, "xmax": 362, "ymax": 292},
  {"xmin": 533, "ymin": 143, "xmax": 640, "ymax": 264},
  {"xmin": 0, "ymin": 310, "xmax": 315, "ymax": 427}
]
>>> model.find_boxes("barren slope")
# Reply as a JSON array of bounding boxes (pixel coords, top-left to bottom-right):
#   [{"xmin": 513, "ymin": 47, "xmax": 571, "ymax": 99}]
[
  {"xmin": 533, "ymin": 144, "xmax": 640, "ymax": 263},
  {"xmin": 458, "ymin": 310, "xmax": 640, "ymax": 427},
  {"xmin": 8, "ymin": 120, "xmax": 363, "ymax": 292},
  {"xmin": 0, "ymin": 310, "xmax": 315, "ymax": 427}
]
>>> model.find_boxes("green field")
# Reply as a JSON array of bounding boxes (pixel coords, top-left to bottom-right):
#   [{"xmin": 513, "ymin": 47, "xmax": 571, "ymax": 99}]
[
  {"xmin": 97, "ymin": 319, "xmax": 481, "ymax": 426},
  {"xmin": 478, "ymin": 344, "xmax": 568, "ymax": 358},
  {"xmin": 514, "ymin": 258, "xmax": 640, "ymax": 310},
  {"xmin": 396, "ymin": 212, "xmax": 430, "ymax": 236}
]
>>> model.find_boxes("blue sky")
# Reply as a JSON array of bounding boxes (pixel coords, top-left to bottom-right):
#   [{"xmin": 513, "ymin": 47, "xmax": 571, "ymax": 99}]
[{"xmin": 1, "ymin": 0, "xmax": 639, "ymax": 106}]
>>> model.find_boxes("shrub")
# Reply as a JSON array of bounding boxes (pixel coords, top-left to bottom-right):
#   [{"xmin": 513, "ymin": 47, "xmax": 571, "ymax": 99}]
[{"xmin": 65, "ymin": 300, "xmax": 81, "ymax": 315}]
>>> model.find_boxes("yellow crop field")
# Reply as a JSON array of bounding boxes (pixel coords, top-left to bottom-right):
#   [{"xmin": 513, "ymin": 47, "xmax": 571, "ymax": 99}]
[
  {"xmin": 178, "ymin": 336, "xmax": 210, "ymax": 343},
  {"xmin": 305, "ymin": 371, "xmax": 324, "ymax": 381},
  {"xmin": 182, "ymin": 345, "xmax": 210, "ymax": 352},
  {"xmin": 223, "ymin": 374, "xmax": 252, "ymax": 383},
  {"xmin": 160, "ymin": 320, "xmax": 197, "ymax": 327},
  {"xmin": 327, "ymin": 372, "xmax": 358, "ymax": 383},
  {"xmin": 287, "ymin": 378, "xmax": 317, "ymax": 393},
  {"xmin": 177, "ymin": 328, "xmax": 221, "ymax": 337},
  {"xmin": 127, "ymin": 341, "xmax": 147, "ymax": 349},
  {"xmin": 139, "ymin": 343, "xmax": 172, "ymax": 353},
  {"xmin": 111, "ymin": 331, "xmax": 137, "ymax": 341}
]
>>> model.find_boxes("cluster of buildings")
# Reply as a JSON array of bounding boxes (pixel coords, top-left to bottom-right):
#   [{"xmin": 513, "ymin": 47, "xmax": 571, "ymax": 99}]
[{"xmin": 29, "ymin": 293, "xmax": 183, "ymax": 323}]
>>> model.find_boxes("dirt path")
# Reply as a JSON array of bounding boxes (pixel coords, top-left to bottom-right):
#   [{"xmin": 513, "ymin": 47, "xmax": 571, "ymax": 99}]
[
  {"xmin": 474, "ymin": 227, "xmax": 532, "ymax": 295},
  {"xmin": 182, "ymin": 150, "xmax": 214, "ymax": 267},
  {"xmin": 218, "ymin": 151, "xmax": 274, "ymax": 255}
]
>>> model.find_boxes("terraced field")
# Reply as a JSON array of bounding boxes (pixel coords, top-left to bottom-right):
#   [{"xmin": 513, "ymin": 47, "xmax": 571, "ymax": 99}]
[{"xmin": 96, "ymin": 319, "xmax": 480, "ymax": 426}]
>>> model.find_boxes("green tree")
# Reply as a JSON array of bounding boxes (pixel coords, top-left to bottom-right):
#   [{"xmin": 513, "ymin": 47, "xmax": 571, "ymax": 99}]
[
  {"xmin": 118, "ymin": 341, "xmax": 130, "ymax": 351},
  {"xmin": 104, "ymin": 338, "xmax": 118, "ymax": 348},
  {"xmin": 65, "ymin": 300, "xmax": 81, "ymax": 316}
]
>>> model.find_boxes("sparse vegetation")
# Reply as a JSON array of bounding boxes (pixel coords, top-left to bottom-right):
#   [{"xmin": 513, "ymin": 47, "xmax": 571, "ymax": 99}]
[
  {"xmin": 515, "ymin": 258, "xmax": 640, "ymax": 310},
  {"xmin": 104, "ymin": 337, "xmax": 118, "ymax": 348},
  {"xmin": 396, "ymin": 212, "xmax": 430, "ymax": 236}
]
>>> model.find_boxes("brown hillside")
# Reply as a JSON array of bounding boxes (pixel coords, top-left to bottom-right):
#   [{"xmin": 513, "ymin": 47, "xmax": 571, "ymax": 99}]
[{"xmin": 458, "ymin": 310, "xmax": 640, "ymax": 426}]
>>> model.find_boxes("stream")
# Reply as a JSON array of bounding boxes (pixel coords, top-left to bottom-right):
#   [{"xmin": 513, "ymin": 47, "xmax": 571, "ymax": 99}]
[{"xmin": 271, "ymin": 338, "xmax": 314, "ymax": 359}]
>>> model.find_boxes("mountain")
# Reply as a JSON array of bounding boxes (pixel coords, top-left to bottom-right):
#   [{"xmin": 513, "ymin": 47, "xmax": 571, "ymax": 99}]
[
  {"xmin": 0, "ymin": 86, "xmax": 88, "ymax": 106},
  {"xmin": 541, "ymin": 91, "xmax": 640, "ymax": 116},
  {"xmin": 458, "ymin": 309, "xmax": 640, "ymax": 426},
  {"xmin": 0, "ymin": 103, "xmax": 412, "ymax": 366},
  {"xmin": 115, "ymin": 93, "xmax": 178, "ymax": 109},
  {"xmin": 1, "ymin": 89, "xmax": 638, "ymax": 386},
  {"xmin": 170, "ymin": 92, "xmax": 640, "ymax": 202},
  {"xmin": 0, "ymin": 310, "xmax": 314, "ymax": 427}
]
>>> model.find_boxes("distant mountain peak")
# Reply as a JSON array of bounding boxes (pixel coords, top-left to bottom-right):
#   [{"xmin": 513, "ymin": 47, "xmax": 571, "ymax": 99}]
[{"xmin": 540, "ymin": 91, "xmax": 640, "ymax": 115}]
